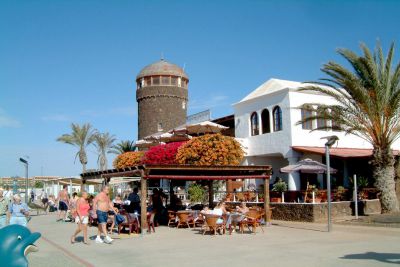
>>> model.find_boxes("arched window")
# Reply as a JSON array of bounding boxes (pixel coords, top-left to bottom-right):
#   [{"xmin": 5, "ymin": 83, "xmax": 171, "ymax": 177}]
[
  {"xmin": 261, "ymin": 109, "xmax": 270, "ymax": 134},
  {"xmin": 316, "ymin": 106, "xmax": 328, "ymax": 130},
  {"xmin": 301, "ymin": 105, "xmax": 313, "ymax": 130},
  {"xmin": 273, "ymin": 106, "xmax": 282, "ymax": 131},
  {"xmin": 250, "ymin": 112, "xmax": 259, "ymax": 136}
]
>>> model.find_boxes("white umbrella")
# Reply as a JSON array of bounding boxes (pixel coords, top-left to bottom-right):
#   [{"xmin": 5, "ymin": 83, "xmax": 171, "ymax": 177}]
[
  {"xmin": 280, "ymin": 158, "xmax": 337, "ymax": 174},
  {"xmin": 135, "ymin": 139, "xmax": 164, "ymax": 148},
  {"xmin": 143, "ymin": 132, "xmax": 191, "ymax": 143},
  {"xmin": 171, "ymin": 121, "xmax": 228, "ymax": 135}
]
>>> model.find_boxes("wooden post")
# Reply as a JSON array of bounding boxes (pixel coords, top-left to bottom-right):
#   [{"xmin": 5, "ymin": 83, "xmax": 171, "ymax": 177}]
[
  {"xmin": 264, "ymin": 177, "xmax": 270, "ymax": 224},
  {"xmin": 140, "ymin": 175, "xmax": 147, "ymax": 234},
  {"xmin": 208, "ymin": 180, "xmax": 214, "ymax": 208},
  {"xmin": 80, "ymin": 177, "xmax": 84, "ymax": 192}
]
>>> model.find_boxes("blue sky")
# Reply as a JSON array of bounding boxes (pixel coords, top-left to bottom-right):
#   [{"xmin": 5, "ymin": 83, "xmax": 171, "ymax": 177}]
[{"xmin": 1, "ymin": 0, "xmax": 399, "ymax": 177}]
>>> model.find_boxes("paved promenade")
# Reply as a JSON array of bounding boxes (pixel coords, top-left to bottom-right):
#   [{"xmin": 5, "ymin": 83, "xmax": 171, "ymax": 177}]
[{"xmin": 27, "ymin": 213, "xmax": 400, "ymax": 267}]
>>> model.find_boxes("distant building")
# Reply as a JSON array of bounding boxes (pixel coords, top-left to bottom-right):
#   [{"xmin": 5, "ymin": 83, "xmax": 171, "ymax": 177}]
[
  {"xmin": 136, "ymin": 59, "xmax": 189, "ymax": 140},
  {"xmin": 233, "ymin": 78, "xmax": 400, "ymax": 191}
]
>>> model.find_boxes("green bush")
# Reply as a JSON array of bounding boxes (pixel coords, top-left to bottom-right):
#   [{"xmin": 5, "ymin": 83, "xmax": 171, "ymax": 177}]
[{"xmin": 188, "ymin": 183, "xmax": 206, "ymax": 203}]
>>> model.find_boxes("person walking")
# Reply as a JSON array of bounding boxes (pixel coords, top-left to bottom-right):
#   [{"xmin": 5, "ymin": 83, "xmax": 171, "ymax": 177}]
[
  {"xmin": 30, "ymin": 190, "xmax": 35, "ymax": 203},
  {"xmin": 8, "ymin": 195, "xmax": 29, "ymax": 227},
  {"xmin": 0, "ymin": 190, "xmax": 9, "ymax": 229},
  {"xmin": 56, "ymin": 185, "xmax": 70, "ymax": 222},
  {"xmin": 71, "ymin": 192, "xmax": 90, "ymax": 245},
  {"xmin": 93, "ymin": 186, "xmax": 114, "ymax": 244}
]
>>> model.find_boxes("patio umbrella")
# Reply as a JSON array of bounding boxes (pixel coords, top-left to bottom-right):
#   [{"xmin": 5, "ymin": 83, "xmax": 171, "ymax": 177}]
[
  {"xmin": 143, "ymin": 132, "xmax": 191, "ymax": 143},
  {"xmin": 280, "ymin": 158, "xmax": 337, "ymax": 174},
  {"xmin": 171, "ymin": 121, "xmax": 228, "ymax": 135},
  {"xmin": 135, "ymin": 139, "xmax": 164, "ymax": 148}
]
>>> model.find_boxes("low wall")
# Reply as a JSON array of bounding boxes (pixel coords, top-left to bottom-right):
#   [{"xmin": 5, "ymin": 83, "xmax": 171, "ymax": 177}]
[{"xmin": 271, "ymin": 199, "xmax": 381, "ymax": 222}]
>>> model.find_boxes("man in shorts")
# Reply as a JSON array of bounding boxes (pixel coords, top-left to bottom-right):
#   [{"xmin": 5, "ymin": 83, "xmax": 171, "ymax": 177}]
[
  {"xmin": 56, "ymin": 185, "xmax": 69, "ymax": 222},
  {"xmin": 93, "ymin": 186, "xmax": 114, "ymax": 244}
]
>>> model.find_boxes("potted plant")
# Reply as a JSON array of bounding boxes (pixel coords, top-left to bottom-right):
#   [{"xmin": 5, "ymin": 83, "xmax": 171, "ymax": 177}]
[
  {"xmin": 187, "ymin": 183, "xmax": 206, "ymax": 204},
  {"xmin": 272, "ymin": 179, "xmax": 288, "ymax": 203},
  {"xmin": 334, "ymin": 186, "xmax": 346, "ymax": 201}
]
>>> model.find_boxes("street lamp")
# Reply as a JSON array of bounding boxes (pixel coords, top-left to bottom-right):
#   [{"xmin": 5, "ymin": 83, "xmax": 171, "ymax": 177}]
[
  {"xmin": 321, "ymin": 135, "xmax": 338, "ymax": 232},
  {"xmin": 19, "ymin": 157, "xmax": 29, "ymax": 203}
]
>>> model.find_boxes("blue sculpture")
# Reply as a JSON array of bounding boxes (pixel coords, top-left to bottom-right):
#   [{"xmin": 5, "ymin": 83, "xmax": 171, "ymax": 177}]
[{"xmin": 0, "ymin": 224, "xmax": 41, "ymax": 267}]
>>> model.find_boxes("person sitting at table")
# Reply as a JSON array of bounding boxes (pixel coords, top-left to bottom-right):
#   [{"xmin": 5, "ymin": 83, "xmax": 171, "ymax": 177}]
[
  {"xmin": 113, "ymin": 195, "xmax": 123, "ymax": 210},
  {"xmin": 212, "ymin": 202, "xmax": 227, "ymax": 225},
  {"xmin": 236, "ymin": 202, "xmax": 249, "ymax": 214}
]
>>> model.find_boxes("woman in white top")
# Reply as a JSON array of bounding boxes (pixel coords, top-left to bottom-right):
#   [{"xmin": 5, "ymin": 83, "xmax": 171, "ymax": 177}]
[{"xmin": 212, "ymin": 202, "xmax": 227, "ymax": 224}]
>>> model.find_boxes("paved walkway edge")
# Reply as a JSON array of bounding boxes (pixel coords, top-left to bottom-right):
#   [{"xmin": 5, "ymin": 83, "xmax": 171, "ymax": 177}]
[{"xmin": 40, "ymin": 235, "xmax": 95, "ymax": 267}]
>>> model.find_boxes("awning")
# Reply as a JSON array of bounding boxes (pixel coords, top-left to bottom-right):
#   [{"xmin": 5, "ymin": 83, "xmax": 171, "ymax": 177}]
[
  {"xmin": 292, "ymin": 146, "xmax": 400, "ymax": 158},
  {"xmin": 81, "ymin": 164, "xmax": 272, "ymax": 181}
]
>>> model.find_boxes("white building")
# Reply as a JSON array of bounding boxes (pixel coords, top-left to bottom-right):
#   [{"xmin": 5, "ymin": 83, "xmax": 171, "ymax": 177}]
[{"xmin": 233, "ymin": 78, "xmax": 400, "ymax": 191}]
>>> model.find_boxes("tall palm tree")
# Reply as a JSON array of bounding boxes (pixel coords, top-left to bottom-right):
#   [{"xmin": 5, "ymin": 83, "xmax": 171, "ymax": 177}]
[
  {"xmin": 298, "ymin": 42, "xmax": 400, "ymax": 213},
  {"xmin": 93, "ymin": 132, "xmax": 116, "ymax": 171},
  {"xmin": 110, "ymin": 140, "xmax": 137, "ymax": 154},
  {"xmin": 57, "ymin": 123, "xmax": 95, "ymax": 173}
]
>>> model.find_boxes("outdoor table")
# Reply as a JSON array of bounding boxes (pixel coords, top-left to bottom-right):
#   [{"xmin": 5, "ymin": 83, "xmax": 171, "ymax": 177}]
[{"xmin": 226, "ymin": 212, "xmax": 245, "ymax": 234}]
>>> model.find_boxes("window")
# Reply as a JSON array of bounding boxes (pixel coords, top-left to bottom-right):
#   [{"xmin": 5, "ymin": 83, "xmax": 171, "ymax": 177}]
[
  {"xmin": 273, "ymin": 106, "xmax": 282, "ymax": 131},
  {"xmin": 152, "ymin": 76, "xmax": 160, "ymax": 85},
  {"xmin": 250, "ymin": 112, "xmax": 259, "ymax": 136},
  {"xmin": 301, "ymin": 105, "xmax": 313, "ymax": 130},
  {"xmin": 261, "ymin": 109, "xmax": 270, "ymax": 134},
  {"xmin": 316, "ymin": 106, "xmax": 328, "ymax": 130},
  {"xmin": 145, "ymin": 77, "xmax": 151, "ymax": 86},
  {"xmin": 162, "ymin": 76, "xmax": 170, "ymax": 85},
  {"xmin": 182, "ymin": 101, "xmax": 186, "ymax": 109},
  {"xmin": 331, "ymin": 108, "xmax": 341, "ymax": 131},
  {"xmin": 181, "ymin": 79, "xmax": 187, "ymax": 88},
  {"xmin": 171, "ymin": 77, "xmax": 177, "ymax": 86},
  {"xmin": 157, "ymin": 123, "xmax": 163, "ymax": 132}
]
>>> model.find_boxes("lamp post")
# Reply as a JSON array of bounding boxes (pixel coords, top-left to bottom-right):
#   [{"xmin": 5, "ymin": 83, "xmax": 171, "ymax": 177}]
[
  {"xmin": 321, "ymin": 135, "xmax": 338, "ymax": 232},
  {"xmin": 19, "ymin": 157, "xmax": 29, "ymax": 203}
]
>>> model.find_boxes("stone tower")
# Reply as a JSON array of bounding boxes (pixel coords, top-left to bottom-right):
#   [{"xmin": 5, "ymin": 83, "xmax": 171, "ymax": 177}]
[{"xmin": 136, "ymin": 59, "xmax": 189, "ymax": 139}]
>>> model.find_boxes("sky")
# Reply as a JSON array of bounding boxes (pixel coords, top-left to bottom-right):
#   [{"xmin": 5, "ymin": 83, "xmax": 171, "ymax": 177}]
[{"xmin": 1, "ymin": 0, "xmax": 399, "ymax": 177}]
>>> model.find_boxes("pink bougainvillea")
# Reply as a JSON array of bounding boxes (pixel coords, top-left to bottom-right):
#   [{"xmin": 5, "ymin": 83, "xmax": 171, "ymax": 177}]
[{"xmin": 142, "ymin": 141, "xmax": 186, "ymax": 165}]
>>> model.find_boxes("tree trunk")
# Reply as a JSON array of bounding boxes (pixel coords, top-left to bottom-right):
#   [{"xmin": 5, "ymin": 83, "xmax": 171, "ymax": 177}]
[{"xmin": 372, "ymin": 147, "xmax": 400, "ymax": 213}]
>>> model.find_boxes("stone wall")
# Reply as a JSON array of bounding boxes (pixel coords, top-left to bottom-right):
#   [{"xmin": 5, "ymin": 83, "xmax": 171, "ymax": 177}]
[
  {"xmin": 136, "ymin": 86, "xmax": 188, "ymax": 139},
  {"xmin": 271, "ymin": 199, "xmax": 381, "ymax": 222}
]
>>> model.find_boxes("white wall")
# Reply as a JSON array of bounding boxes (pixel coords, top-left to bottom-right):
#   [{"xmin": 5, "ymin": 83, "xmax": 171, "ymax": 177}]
[
  {"xmin": 234, "ymin": 89, "xmax": 295, "ymax": 158},
  {"xmin": 288, "ymin": 90, "xmax": 373, "ymax": 149}
]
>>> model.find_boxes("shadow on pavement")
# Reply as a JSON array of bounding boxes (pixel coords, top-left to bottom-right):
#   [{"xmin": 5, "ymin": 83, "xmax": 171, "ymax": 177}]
[
  {"xmin": 273, "ymin": 222, "xmax": 327, "ymax": 233},
  {"xmin": 340, "ymin": 252, "xmax": 400, "ymax": 264}
]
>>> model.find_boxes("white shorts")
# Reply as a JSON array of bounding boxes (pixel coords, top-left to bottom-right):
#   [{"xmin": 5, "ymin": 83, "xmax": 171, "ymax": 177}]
[{"xmin": 75, "ymin": 216, "xmax": 89, "ymax": 224}]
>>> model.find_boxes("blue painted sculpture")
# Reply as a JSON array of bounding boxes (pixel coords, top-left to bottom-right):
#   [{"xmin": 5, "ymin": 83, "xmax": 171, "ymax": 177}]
[{"xmin": 0, "ymin": 224, "xmax": 41, "ymax": 267}]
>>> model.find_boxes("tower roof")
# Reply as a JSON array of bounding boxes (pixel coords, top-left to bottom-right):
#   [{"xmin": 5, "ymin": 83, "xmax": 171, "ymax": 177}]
[{"xmin": 136, "ymin": 59, "xmax": 188, "ymax": 80}]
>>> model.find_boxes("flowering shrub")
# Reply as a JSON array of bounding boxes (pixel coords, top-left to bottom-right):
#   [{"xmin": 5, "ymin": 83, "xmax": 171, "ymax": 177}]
[
  {"xmin": 176, "ymin": 133, "xmax": 244, "ymax": 165},
  {"xmin": 142, "ymin": 142, "xmax": 186, "ymax": 165},
  {"xmin": 113, "ymin": 151, "xmax": 145, "ymax": 169}
]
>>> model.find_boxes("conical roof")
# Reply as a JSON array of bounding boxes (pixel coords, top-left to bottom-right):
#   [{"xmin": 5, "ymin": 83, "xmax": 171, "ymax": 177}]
[{"xmin": 136, "ymin": 59, "xmax": 188, "ymax": 80}]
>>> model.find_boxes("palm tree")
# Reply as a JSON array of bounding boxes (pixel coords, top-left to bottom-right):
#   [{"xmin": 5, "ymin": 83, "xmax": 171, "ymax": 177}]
[
  {"xmin": 110, "ymin": 140, "xmax": 137, "ymax": 154},
  {"xmin": 93, "ymin": 132, "xmax": 116, "ymax": 171},
  {"xmin": 57, "ymin": 123, "xmax": 95, "ymax": 173},
  {"xmin": 298, "ymin": 42, "xmax": 400, "ymax": 213}
]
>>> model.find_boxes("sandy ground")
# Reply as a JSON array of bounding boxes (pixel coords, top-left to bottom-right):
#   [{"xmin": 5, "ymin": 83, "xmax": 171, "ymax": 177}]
[{"xmin": 25, "ymin": 212, "xmax": 400, "ymax": 267}]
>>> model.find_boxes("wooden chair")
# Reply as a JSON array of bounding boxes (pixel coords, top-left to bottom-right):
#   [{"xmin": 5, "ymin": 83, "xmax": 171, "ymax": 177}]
[
  {"xmin": 118, "ymin": 211, "xmax": 139, "ymax": 235},
  {"xmin": 176, "ymin": 211, "xmax": 194, "ymax": 228},
  {"xmin": 167, "ymin": 210, "xmax": 177, "ymax": 227},
  {"xmin": 147, "ymin": 212, "xmax": 156, "ymax": 233},
  {"xmin": 203, "ymin": 214, "xmax": 223, "ymax": 235},
  {"xmin": 194, "ymin": 213, "xmax": 205, "ymax": 229},
  {"xmin": 239, "ymin": 210, "xmax": 264, "ymax": 234}
]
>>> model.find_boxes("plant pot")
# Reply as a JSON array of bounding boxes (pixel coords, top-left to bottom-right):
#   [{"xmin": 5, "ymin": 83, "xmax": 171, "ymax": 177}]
[{"xmin": 271, "ymin": 197, "xmax": 282, "ymax": 203}]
